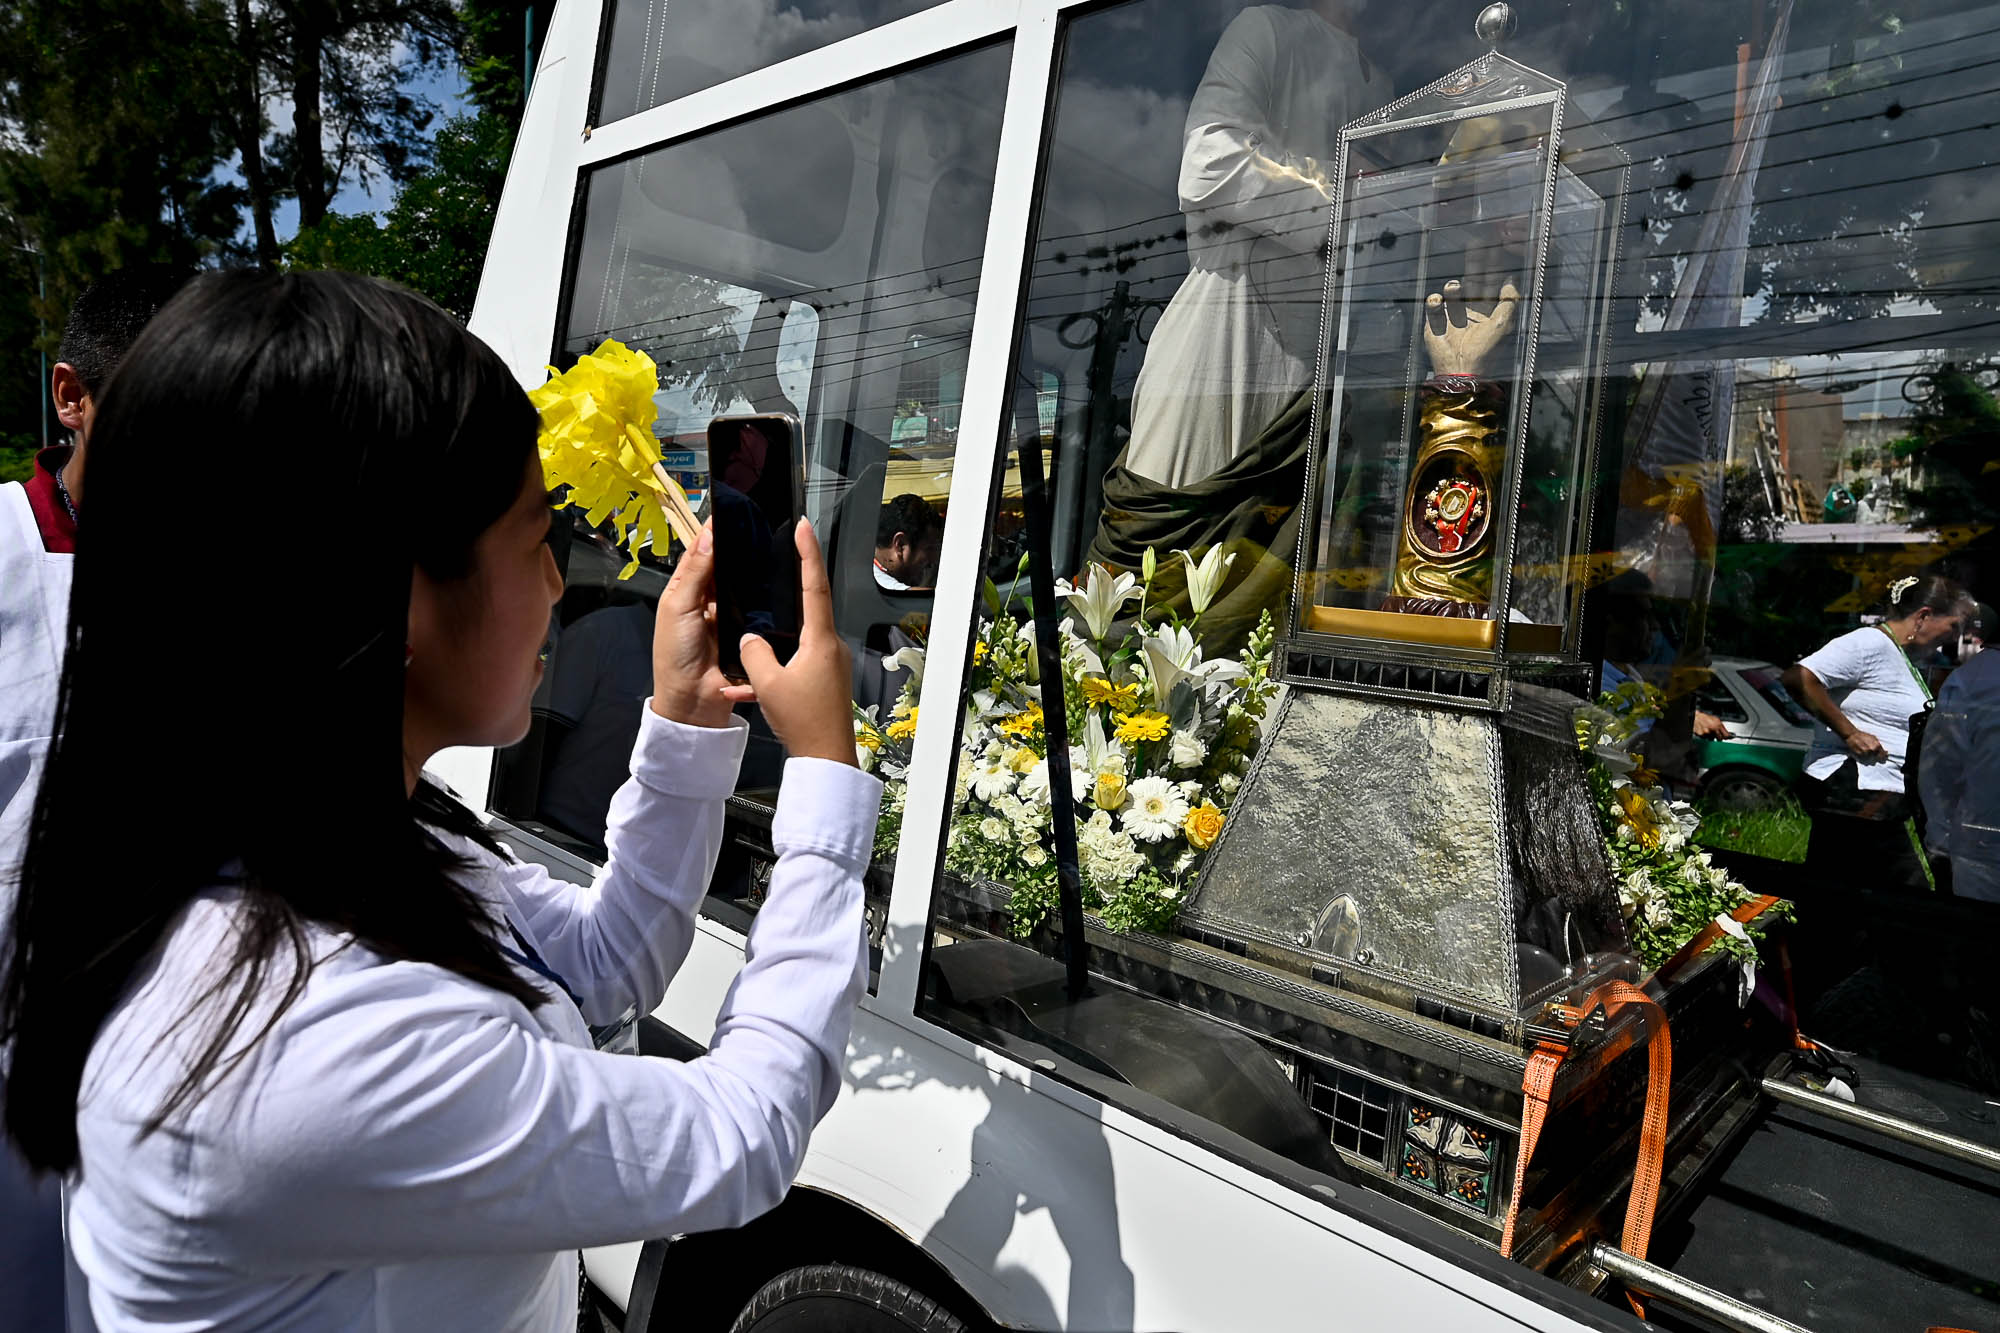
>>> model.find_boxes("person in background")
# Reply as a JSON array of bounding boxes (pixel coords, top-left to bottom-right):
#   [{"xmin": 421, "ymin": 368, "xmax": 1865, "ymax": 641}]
[
  {"xmin": 1783, "ymin": 574, "xmax": 1975, "ymax": 895},
  {"xmin": 0, "ymin": 271, "xmax": 875, "ymax": 1330},
  {"xmin": 0, "ymin": 264, "xmax": 181, "ymax": 1333},
  {"xmin": 873, "ymin": 492, "xmax": 942, "ymax": 592},
  {"xmin": 537, "ymin": 596, "xmax": 657, "ymax": 849},
  {"xmin": 1918, "ymin": 637, "xmax": 2000, "ymax": 903}
]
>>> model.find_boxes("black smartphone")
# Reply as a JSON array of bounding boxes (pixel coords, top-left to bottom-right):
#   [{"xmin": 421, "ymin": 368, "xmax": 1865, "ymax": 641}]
[{"xmin": 707, "ymin": 413, "xmax": 805, "ymax": 683}]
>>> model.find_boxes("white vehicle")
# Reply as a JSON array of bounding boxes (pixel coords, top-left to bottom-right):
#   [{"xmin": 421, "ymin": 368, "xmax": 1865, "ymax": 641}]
[{"xmin": 452, "ymin": 1, "xmax": 2000, "ymax": 1330}]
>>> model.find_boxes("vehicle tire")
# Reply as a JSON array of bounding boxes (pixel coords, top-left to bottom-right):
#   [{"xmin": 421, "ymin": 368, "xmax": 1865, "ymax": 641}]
[
  {"xmin": 728, "ymin": 1264, "xmax": 969, "ymax": 1333},
  {"xmin": 1701, "ymin": 766, "xmax": 1786, "ymax": 811}
]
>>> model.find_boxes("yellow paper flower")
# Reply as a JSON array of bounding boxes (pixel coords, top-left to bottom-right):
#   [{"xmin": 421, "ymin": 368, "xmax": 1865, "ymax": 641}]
[
  {"xmin": 996, "ymin": 704, "xmax": 1044, "ymax": 739},
  {"xmin": 1184, "ymin": 802, "xmax": 1226, "ymax": 850},
  {"xmin": 532, "ymin": 339, "xmax": 698, "ymax": 579},
  {"xmin": 1081, "ymin": 675, "xmax": 1142, "ymax": 713},
  {"xmin": 1093, "ymin": 771, "xmax": 1128, "ymax": 811},
  {"xmin": 1114, "ymin": 710, "xmax": 1172, "ymax": 744},
  {"xmin": 887, "ymin": 708, "xmax": 919, "ymax": 742}
]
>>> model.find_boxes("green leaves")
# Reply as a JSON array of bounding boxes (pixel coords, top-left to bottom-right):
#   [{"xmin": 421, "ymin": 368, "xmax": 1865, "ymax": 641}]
[{"xmin": 285, "ymin": 112, "xmax": 515, "ymax": 323}]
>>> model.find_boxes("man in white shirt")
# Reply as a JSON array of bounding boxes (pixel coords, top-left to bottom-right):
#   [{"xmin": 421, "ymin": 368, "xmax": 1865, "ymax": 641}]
[
  {"xmin": 1, "ymin": 266, "xmax": 181, "ymax": 1333},
  {"xmin": 872, "ymin": 492, "xmax": 941, "ymax": 592}
]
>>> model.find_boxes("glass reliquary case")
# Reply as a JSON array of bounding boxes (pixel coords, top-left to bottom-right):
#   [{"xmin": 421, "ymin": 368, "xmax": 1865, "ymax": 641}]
[{"xmin": 1287, "ymin": 28, "xmax": 1628, "ymax": 709}]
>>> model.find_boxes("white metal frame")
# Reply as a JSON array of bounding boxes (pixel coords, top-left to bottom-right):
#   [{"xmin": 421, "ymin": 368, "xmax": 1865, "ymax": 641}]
[
  {"xmin": 462, "ymin": 0, "xmax": 1080, "ymax": 1023},
  {"xmin": 463, "ymin": 4, "xmax": 1617, "ymax": 1327}
]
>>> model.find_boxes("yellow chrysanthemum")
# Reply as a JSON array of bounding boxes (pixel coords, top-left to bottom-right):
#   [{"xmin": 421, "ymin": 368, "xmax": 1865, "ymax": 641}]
[
  {"xmin": 887, "ymin": 708, "xmax": 919, "ymax": 742},
  {"xmin": 1183, "ymin": 802, "xmax": 1226, "ymax": 850},
  {"xmin": 1081, "ymin": 676, "xmax": 1142, "ymax": 713},
  {"xmin": 996, "ymin": 704, "xmax": 1044, "ymax": 739},
  {"xmin": 1113, "ymin": 710, "xmax": 1172, "ymax": 744},
  {"xmin": 532, "ymin": 339, "xmax": 698, "ymax": 579}
]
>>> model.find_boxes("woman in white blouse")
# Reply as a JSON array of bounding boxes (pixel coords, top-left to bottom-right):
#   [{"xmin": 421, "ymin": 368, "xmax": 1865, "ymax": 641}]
[
  {"xmin": 1782, "ymin": 574, "xmax": 1973, "ymax": 893},
  {"xmin": 0, "ymin": 271, "xmax": 878, "ymax": 1331}
]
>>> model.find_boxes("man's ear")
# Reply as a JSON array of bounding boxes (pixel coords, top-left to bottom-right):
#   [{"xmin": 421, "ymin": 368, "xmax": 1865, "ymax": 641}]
[{"xmin": 51, "ymin": 363, "xmax": 90, "ymax": 434}]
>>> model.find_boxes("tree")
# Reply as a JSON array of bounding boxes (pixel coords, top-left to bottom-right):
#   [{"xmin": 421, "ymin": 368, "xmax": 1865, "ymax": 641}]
[
  {"xmin": 0, "ymin": 0, "xmax": 243, "ymax": 477},
  {"xmin": 287, "ymin": 111, "xmax": 513, "ymax": 321}
]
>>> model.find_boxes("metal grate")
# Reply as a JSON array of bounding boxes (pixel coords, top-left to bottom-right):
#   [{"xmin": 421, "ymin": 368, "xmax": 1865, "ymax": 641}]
[{"xmin": 1306, "ymin": 1065, "xmax": 1396, "ymax": 1165}]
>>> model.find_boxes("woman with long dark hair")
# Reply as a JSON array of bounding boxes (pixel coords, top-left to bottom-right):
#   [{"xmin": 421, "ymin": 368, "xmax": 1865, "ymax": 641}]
[
  {"xmin": 1783, "ymin": 574, "xmax": 1974, "ymax": 894},
  {"xmin": 0, "ymin": 271, "xmax": 875, "ymax": 1329}
]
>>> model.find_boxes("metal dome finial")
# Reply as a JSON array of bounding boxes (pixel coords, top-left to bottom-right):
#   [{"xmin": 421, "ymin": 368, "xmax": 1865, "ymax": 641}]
[{"xmin": 1475, "ymin": 3, "xmax": 1518, "ymax": 49}]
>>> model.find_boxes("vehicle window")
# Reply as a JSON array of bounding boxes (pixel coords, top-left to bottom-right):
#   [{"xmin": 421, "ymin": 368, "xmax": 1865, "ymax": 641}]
[
  {"xmin": 594, "ymin": 0, "xmax": 950, "ymax": 124},
  {"xmin": 492, "ymin": 41, "xmax": 1013, "ymax": 957},
  {"xmin": 895, "ymin": 0, "xmax": 2000, "ymax": 1274},
  {"xmin": 1740, "ymin": 664, "xmax": 1814, "ymax": 728},
  {"xmin": 1696, "ymin": 679, "xmax": 1751, "ymax": 724}
]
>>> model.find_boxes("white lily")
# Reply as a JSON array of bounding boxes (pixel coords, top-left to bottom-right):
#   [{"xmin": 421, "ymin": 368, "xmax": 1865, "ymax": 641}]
[
  {"xmin": 1081, "ymin": 710, "xmax": 1127, "ymax": 778},
  {"xmin": 1177, "ymin": 545, "xmax": 1237, "ymax": 618},
  {"xmin": 882, "ymin": 644, "xmax": 926, "ymax": 692},
  {"xmin": 1023, "ymin": 616, "xmax": 1103, "ymax": 677},
  {"xmin": 1139, "ymin": 622, "xmax": 1244, "ymax": 704},
  {"xmin": 1054, "ymin": 562, "xmax": 1139, "ymax": 641}
]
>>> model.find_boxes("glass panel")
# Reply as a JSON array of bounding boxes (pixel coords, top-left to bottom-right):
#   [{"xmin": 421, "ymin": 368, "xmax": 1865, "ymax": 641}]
[
  {"xmin": 494, "ymin": 43, "xmax": 1011, "ymax": 950},
  {"xmin": 594, "ymin": 0, "xmax": 949, "ymax": 124},
  {"xmin": 905, "ymin": 0, "xmax": 2000, "ymax": 1313}
]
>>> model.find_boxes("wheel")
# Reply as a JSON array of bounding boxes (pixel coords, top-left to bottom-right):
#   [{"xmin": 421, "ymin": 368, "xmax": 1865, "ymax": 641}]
[
  {"xmin": 1700, "ymin": 766, "xmax": 1786, "ymax": 812},
  {"xmin": 728, "ymin": 1264, "xmax": 969, "ymax": 1333}
]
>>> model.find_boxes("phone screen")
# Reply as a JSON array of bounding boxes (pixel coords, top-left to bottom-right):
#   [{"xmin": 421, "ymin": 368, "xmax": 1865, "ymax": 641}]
[{"xmin": 707, "ymin": 414, "xmax": 804, "ymax": 681}]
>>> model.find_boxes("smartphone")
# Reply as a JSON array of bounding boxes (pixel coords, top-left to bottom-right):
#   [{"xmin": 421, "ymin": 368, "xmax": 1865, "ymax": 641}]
[{"xmin": 707, "ymin": 413, "xmax": 805, "ymax": 682}]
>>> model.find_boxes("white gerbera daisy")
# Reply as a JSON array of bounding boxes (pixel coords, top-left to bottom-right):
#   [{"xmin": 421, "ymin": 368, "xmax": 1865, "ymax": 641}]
[{"xmin": 1123, "ymin": 775, "xmax": 1189, "ymax": 843}]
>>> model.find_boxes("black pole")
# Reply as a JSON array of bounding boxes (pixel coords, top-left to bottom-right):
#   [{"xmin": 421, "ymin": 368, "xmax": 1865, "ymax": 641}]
[{"xmin": 1014, "ymin": 428, "xmax": 1090, "ymax": 1001}]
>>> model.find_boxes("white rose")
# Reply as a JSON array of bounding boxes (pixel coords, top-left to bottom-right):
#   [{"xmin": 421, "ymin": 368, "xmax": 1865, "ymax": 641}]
[
  {"xmin": 979, "ymin": 816, "xmax": 1008, "ymax": 842},
  {"xmin": 1169, "ymin": 729, "xmax": 1206, "ymax": 769},
  {"xmin": 1217, "ymin": 771, "xmax": 1241, "ymax": 796},
  {"xmin": 1021, "ymin": 844, "xmax": 1049, "ymax": 868}
]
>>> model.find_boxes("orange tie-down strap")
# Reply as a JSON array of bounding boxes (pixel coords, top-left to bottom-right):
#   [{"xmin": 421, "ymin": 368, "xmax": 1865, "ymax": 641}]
[
  {"xmin": 1654, "ymin": 894, "xmax": 1784, "ymax": 983},
  {"xmin": 1500, "ymin": 981, "xmax": 1672, "ymax": 1319}
]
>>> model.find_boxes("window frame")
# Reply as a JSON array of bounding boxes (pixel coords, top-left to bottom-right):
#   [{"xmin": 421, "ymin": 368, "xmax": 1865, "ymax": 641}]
[{"xmin": 459, "ymin": 0, "xmax": 1072, "ymax": 1025}]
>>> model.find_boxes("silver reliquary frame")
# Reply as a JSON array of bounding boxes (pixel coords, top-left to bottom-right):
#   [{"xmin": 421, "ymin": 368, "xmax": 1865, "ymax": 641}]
[{"xmin": 1283, "ymin": 18, "xmax": 1630, "ymax": 711}]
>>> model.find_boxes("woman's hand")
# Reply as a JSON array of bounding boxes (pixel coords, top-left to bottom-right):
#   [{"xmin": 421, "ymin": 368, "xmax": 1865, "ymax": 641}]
[
  {"xmin": 1844, "ymin": 729, "xmax": 1888, "ymax": 761},
  {"xmin": 650, "ymin": 523, "xmax": 749, "ymax": 730},
  {"xmin": 737, "ymin": 519, "xmax": 856, "ymax": 766}
]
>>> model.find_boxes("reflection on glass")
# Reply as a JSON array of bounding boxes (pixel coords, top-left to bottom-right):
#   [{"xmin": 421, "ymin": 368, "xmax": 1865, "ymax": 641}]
[
  {"xmin": 595, "ymin": 0, "xmax": 948, "ymax": 123},
  {"xmin": 494, "ymin": 42, "xmax": 1011, "ymax": 930},
  {"xmin": 1087, "ymin": 3, "xmax": 1386, "ymax": 655},
  {"xmin": 915, "ymin": 0, "xmax": 2000, "ymax": 1295}
]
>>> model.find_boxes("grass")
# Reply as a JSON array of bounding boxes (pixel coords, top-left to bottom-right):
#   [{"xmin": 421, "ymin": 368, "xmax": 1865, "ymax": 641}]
[{"xmin": 1695, "ymin": 790, "xmax": 1812, "ymax": 864}]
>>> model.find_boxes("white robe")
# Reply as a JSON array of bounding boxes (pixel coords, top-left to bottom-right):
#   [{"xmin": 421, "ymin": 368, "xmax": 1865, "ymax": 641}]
[
  {"xmin": 1122, "ymin": 7, "xmax": 1381, "ymax": 488},
  {"xmin": 0, "ymin": 479, "xmax": 71, "ymax": 867},
  {"xmin": 0, "ymin": 478, "xmax": 73, "ymax": 1333}
]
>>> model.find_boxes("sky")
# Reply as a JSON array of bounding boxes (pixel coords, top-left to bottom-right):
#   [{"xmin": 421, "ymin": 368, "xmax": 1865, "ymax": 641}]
[{"xmin": 238, "ymin": 51, "xmax": 473, "ymax": 247}]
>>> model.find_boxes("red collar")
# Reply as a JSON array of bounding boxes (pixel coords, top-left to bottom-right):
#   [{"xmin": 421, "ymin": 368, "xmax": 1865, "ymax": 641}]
[{"xmin": 23, "ymin": 446, "xmax": 78, "ymax": 553}]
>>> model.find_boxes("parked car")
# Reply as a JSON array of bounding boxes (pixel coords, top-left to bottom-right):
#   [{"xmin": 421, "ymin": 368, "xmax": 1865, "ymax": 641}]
[{"xmin": 1693, "ymin": 656, "xmax": 1814, "ymax": 808}]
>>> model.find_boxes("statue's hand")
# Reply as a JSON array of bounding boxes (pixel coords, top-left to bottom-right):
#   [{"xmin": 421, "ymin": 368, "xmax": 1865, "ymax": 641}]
[{"xmin": 1422, "ymin": 279, "xmax": 1521, "ymax": 378}]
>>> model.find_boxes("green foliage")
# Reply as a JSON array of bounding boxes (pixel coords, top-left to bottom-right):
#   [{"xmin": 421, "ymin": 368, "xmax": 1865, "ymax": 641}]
[
  {"xmin": 0, "ymin": 447, "xmax": 36, "ymax": 486},
  {"xmin": 286, "ymin": 113, "xmax": 514, "ymax": 322},
  {"xmin": 1694, "ymin": 791, "xmax": 1812, "ymax": 864}
]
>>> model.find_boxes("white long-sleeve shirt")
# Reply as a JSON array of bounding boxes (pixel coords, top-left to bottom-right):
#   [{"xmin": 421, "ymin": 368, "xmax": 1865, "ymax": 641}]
[{"xmin": 66, "ymin": 705, "xmax": 879, "ymax": 1331}]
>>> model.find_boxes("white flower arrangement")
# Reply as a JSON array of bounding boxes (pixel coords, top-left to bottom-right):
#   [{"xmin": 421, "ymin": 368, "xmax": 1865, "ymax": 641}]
[
  {"xmin": 1574, "ymin": 681, "xmax": 1793, "ymax": 972},
  {"xmin": 859, "ymin": 548, "xmax": 1280, "ymax": 934}
]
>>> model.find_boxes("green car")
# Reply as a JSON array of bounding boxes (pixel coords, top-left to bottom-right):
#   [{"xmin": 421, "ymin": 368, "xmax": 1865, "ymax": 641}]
[{"xmin": 1692, "ymin": 656, "xmax": 1815, "ymax": 809}]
